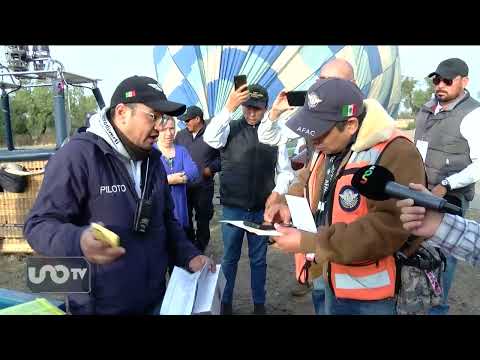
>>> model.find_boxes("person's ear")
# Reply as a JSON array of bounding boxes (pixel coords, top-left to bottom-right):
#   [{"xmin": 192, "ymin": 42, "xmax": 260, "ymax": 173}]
[
  {"xmin": 346, "ymin": 117, "xmax": 359, "ymax": 135},
  {"xmin": 462, "ymin": 76, "xmax": 469, "ymax": 89},
  {"xmin": 115, "ymin": 104, "xmax": 132, "ymax": 125}
]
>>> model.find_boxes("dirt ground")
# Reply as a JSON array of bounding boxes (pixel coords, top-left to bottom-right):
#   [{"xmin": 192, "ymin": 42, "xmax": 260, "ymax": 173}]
[{"xmin": 1, "ymin": 187, "xmax": 479, "ymax": 315}]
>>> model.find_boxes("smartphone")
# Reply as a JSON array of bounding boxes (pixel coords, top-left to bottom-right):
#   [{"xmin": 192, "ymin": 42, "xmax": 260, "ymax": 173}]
[
  {"xmin": 243, "ymin": 221, "xmax": 294, "ymax": 231},
  {"xmin": 286, "ymin": 91, "xmax": 307, "ymax": 106},
  {"xmin": 234, "ymin": 75, "xmax": 247, "ymax": 90},
  {"xmin": 243, "ymin": 221, "xmax": 275, "ymax": 231}
]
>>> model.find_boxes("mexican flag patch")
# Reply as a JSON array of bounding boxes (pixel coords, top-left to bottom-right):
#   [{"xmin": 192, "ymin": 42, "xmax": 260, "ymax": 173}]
[
  {"xmin": 341, "ymin": 104, "xmax": 357, "ymax": 117},
  {"xmin": 125, "ymin": 90, "xmax": 136, "ymax": 98}
]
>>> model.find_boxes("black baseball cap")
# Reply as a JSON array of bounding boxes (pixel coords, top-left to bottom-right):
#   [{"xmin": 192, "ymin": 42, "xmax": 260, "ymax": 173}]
[
  {"xmin": 286, "ymin": 78, "xmax": 365, "ymax": 139},
  {"xmin": 244, "ymin": 84, "xmax": 268, "ymax": 109},
  {"xmin": 179, "ymin": 105, "xmax": 203, "ymax": 122},
  {"xmin": 428, "ymin": 58, "xmax": 469, "ymax": 79},
  {"xmin": 109, "ymin": 76, "xmax": 186, "ymax": 116}
]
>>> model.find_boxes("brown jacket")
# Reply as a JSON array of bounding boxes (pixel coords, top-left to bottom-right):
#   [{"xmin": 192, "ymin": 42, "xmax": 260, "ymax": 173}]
[{"xmin": 284, "ymin": 99, "xmax": 426, "ymax": 279}]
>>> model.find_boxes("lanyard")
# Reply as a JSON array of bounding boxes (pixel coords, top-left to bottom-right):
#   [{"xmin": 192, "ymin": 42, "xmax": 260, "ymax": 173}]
[{"xmin": 320, "ymin": 155, "xmax": 339, "ymax": 204}]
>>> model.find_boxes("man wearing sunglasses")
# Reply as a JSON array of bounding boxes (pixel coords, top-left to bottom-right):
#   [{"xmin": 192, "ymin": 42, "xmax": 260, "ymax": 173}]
[
  {"xmin": 414, "ymin": 58, "xmax": 480, "ymax": 315},
  {"xmin": 24, "ymin": 76, "xmax": 215, "ymax": 314}
]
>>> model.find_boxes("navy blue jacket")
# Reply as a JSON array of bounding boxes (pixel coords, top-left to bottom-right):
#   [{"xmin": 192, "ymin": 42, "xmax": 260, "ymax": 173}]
[
  {"xmin": 175, "ymin": 124, "xmax": 221, "ymax": 188},
  {"xmin": 24, "ymin": 132, "xmax": 201, "ymax": 314}
]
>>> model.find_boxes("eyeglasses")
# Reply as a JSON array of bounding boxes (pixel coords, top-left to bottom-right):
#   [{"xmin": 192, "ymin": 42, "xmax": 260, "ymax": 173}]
[
  {"xmin": 138, "ymin": 109, "xmax": 169, "ymax": 124},
  {"xmin": 432, "ymin": 76, "xmax": 455, "ymax": 86}
]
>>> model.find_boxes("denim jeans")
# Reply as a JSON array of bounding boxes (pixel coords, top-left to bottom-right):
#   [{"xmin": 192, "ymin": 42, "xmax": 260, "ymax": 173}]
[
  {"xmin": 324, "ymin": 281, "xmax": 396, "ymax": 315},
  {"xmin": 428, "ymin": 255, "xmax": 457, "ymax": 315},
  {"xmin": 311, "ymin": 277, "xmax": 326, "ymax": 315},
  {"xmin": 221, "ymin": 206, "xmax": 268, "ymax": 305}
]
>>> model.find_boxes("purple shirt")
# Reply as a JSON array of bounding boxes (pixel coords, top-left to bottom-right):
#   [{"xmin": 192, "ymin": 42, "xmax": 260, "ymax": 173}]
[{"xmin": 156, "ymin": 144, "xmax": 199, "ymax": 228}]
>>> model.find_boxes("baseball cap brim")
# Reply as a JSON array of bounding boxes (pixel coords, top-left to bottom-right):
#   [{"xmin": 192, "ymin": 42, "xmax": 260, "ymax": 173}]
[
  {"xmin": 145, "ymin": 99, "xmax": 186, "ymax": 117},
  {"xmin": 107, "ymin": 99, "xmax": 186, "ymax": 118},
  {"xmin": 244, "ymin": 98, "xmax": 267, "ymax": 109},
  {"xmin": 428, "ymin": 70, "xmax": 456, "ymax": 80},
  {"xmin": 286, "ymin": 107, "xmax": 338, "ymax": 139}
]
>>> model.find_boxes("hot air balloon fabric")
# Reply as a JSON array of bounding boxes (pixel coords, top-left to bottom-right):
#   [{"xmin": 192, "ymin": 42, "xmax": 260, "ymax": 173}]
[{"xmin": 153, "ymin": 45, "xmax": 401, "ymax": 129}]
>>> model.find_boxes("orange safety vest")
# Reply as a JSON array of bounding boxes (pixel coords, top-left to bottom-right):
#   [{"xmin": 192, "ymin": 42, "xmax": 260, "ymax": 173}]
[{"xmin": 308, "ymin": 130, "xmax": 409, "ymax": 301}]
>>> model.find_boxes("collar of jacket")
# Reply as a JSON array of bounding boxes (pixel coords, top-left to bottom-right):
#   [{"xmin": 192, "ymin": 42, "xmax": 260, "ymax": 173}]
[
  {"xmin": 350, "ymin": 98, "xmax": 396, "ymax": 153},
  {"xmin": 191, "ymin": 123, "xmax": 206, "ymax": 138},
  {"xmin": 79, "ymin": 131, "xmax": 160, "ymax": 166},
  {"xmin": 241, "ymin": 117, "xmax": 261, "ymax": 128}
]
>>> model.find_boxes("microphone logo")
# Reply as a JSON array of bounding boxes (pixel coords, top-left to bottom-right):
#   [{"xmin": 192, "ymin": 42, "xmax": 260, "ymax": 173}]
[{"xmin": 359, "ymin": 165, "xmax": 375, "ymax": 184}]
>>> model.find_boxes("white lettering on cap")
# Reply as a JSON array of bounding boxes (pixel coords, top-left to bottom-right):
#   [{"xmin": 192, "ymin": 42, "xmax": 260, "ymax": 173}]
[
  {"xmin": 296, "ymin": 127, "xmax": 316, "ymax": 137},
  {"xmin": 147, "ymin": 83, "xmax": 164, "ymax": 92}
]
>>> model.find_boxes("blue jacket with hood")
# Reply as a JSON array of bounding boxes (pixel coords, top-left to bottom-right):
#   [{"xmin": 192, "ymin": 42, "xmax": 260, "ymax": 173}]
[{"xmin": 24, "ymin": 108, "xmax": 201, "ymax": 314}]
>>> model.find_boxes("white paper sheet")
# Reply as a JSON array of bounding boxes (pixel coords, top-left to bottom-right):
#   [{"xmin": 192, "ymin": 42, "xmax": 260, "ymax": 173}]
[
  {"xmin": 160, "ymin": 266, "xmax": 202, "ymax": 315},
  {"xmin": 160, "ymin": 263, "xmax": 226, "ymax": 315},
  {"xmin": 192, "ymin": 265, "xmax": 226, "ymax": 315},
  {"xmin": 285, "ymin": 195, "xmax": 317, "ymax": 233}
]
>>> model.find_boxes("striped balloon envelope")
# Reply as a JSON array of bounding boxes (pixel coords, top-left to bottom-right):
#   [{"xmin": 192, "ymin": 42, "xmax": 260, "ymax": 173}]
[{"xmin": 153, "ymin": 46, "xmax": 401, "ymax": 130}]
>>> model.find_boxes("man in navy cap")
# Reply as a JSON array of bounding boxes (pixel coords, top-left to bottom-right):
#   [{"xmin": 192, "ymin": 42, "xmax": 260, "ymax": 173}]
[
  {"xmin": 25, "ymin": 76, "xmax": 215, "ymax": 314},
  {"xmin": 264, "ymin": 78, "xmax": 426, "ymax": 315},
  {"xmin": 176, "ymin": 105, "xmax": 221, "ymax": 252},
  {"xmin": 204, "ymin": 83, "xmax": 294, "ymax": 315},
  {"xmin": 414, "ymin": 58, "xmax": 480, "ymax": 315}
]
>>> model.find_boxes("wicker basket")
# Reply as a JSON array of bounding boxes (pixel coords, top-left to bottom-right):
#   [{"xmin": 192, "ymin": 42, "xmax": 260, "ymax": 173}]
[{"xmin": 0, "ymin": 160, "xmax": 47, "ymax": 253}]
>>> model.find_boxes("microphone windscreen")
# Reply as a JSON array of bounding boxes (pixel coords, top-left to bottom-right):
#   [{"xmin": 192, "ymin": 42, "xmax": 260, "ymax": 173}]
[{"xmin": 351, "ymin": 165, "xmax": 395, "ymax": 201}]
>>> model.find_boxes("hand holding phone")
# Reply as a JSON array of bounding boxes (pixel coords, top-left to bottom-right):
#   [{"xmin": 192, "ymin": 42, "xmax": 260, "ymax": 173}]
[{"xmin": 227, "ymin": 75, "xmax": 249, "ymax": 112}]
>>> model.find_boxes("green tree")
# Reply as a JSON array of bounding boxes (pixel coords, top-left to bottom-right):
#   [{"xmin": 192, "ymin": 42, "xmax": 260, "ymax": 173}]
[
  {"xmin": 7, "ymin": 85, "xmax": 97, "ymax": 144},
  {"xmin": 411, "ymin": 77, "xmax": 435, "ymax": 115},
  {"xmin": 66, "ymin": 87, "xmax": 97, "ymax": 133},
  {"xmin": 10, "ymin": 89, "xmax": 34, "ymax": 136},
  {"xmin": 400, "ymin": 76, "xmax": 417, "ymax": 117}
]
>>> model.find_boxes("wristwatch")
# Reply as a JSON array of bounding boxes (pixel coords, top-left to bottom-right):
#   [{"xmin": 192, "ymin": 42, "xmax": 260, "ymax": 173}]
[{"xmin": 441, "ymin": 179, "xmax": 451, "ymax": 191}]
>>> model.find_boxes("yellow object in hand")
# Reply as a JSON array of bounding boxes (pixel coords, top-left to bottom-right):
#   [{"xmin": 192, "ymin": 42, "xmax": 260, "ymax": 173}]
[{"xmin": 90, "ymin": 223, "xmax": 120, "ymax": 247}]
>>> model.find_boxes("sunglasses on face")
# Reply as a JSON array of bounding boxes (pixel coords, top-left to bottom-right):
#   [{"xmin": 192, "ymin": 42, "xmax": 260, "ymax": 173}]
[{"xmin": 432, "ymin": 76, "xmax": 455, "ymax": 86}]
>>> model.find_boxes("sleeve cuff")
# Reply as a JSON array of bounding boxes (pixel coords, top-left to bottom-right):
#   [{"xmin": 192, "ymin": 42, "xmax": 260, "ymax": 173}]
[
  {"xmin": 220, "ymin": 107, "xmax": 233, "ymax": 119},
  {"xmin": 69, "ymin": 225, "xmax": 89, "ymax": 257},
  {"xmin": 299, "ymin": 231, "xmax": 317, "ymax": 253},
  {"xmin": 272, "ymin": 183, "xmax": 288, "ymax": 195}
]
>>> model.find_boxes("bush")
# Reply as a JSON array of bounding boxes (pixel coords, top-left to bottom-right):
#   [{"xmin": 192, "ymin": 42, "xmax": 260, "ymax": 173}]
[{"xmin": 405, "ymin": 121, "xmax": 416, "ymax": 130}]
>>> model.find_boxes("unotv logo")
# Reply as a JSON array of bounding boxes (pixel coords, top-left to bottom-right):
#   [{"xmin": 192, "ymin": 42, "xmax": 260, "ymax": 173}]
[{"xmin": 26, "ymin": 257, "xmax": 91, "ymax": 293}]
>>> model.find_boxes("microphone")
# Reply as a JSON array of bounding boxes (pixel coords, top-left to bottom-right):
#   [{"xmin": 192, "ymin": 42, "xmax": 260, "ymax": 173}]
[{"xmin": 351, "ymin": 165, "xmax": 463, "ymax": 216}]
